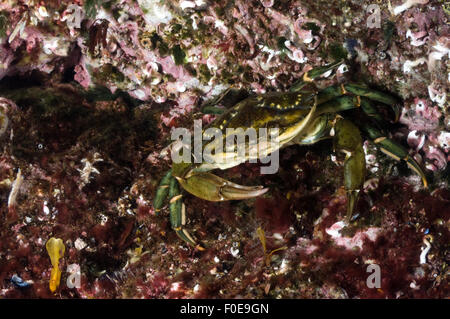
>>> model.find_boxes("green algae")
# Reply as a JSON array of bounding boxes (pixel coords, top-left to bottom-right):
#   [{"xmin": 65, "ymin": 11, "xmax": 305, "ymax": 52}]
[
  {"xmin": 171, "ymin": 44, "xmax": 186, "ymax": 65},
  {"xmin": 0, "ymin": 11, "xmax": 8, "ymax": 38}
]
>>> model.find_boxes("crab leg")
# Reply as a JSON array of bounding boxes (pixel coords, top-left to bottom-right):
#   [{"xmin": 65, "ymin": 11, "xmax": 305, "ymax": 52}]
[
  {"xmin": 314, "ymin": 83, "xmax": 401, "ymax": 122},
  {"xmin": 333, "ymin": 118, "xmax": 366, "ymax": 221},
  {"xmin": 164, "ymin": 171, "xmax": 267, "ymax": 248},
  {"xmin": 359, "ymin": 97, "xmax": 385, "ymax": 123},
  {"xmin": 316, "ymin": 84, "xmax": 354, "ymax": 104},
  {"xmin": 290, "ymin": 60, "xmax": 344, "ymax": 92},
  {"xmin": 153, "ymin": 169, "xmax": 173, "ymax": 214},
  {"xmin": 168, "ymin": 177, "xmax": 205, "ymax": 249},
  {"xmin": 316, "ymin": 95, "xmax": 362, "ymax": 115},
  {"xmin": 153, "ymin": 170, "xmax": 204, "ymax": 248},
  {"xmin": 177, "ymin": 172, "xmax": 268, "ymax": 202},
  {"xmin": 343, "ymin": 83, "xmax": 401, "ymax": 122},
  {"xmin": 364, "ymin": 125, "xmax": 428, "ymax": 188}
]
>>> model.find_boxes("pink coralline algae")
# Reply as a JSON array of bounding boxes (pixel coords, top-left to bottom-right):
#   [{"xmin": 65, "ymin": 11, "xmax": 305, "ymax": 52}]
[
  {"xmin": 400, "ymin": 98, "xmax": 448, "ymax": 171},
  {"xmin": 325, "ymin": 221, "xmax": 380, "ymax": 251},
  {"xmin": 73, "ymin": 57, "xmax": 91, "ymax": 89}
]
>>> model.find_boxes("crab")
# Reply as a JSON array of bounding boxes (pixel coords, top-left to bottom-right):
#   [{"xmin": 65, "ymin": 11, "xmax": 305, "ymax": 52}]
[{"xmin": 153, "ymin": 60, "xmax": 428, "ymax": 249}]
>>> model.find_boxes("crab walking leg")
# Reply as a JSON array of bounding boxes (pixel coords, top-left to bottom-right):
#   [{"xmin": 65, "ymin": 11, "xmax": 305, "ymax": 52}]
[
  {"xmin": 316, "ymin": 95, "xmax": 362, "ymax": 115},
  {"xmin": 334, "ymin": 118, "xmax": 366, "ymax": 221},
  {"xmin": 359, "ymin": 97, "xmax": 384, "ymax": 123},
  {"xmin": 364, "ymin": 125, "xmax": 428, "ymax": 188},
  {"xmin": 316, "ymin": 84, "xmax": 400, "ymax": 120},
  {"xmin": 168, "ymin": 177, "xmax": 203, "ymax": 249},
  {"xmin": 201, "ymin": 105, "xmax": 226, "ymax": 115},
  {"xmin": 315, "ymin": 84, "xmax": 359, "ymax": 105},
  {"xmin": 153, "ymin": 170, "xmax": 173, "ymax": 214},
  {"xmin": 289, "ymin": 60, "xmax": 345, "ymax": 92},
  {"xmin": 315, "ymin": 83, "xmax": 400, "ymax": 120},
  {"xmin": 343, "ymin": 84, "xmax": 401, "ymax": 122}
]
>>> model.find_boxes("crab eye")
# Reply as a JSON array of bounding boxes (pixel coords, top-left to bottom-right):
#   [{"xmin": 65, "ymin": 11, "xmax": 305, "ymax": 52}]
[{"xmin": 37, "ymin": 143, "xmax": 44, "ymax": 150}]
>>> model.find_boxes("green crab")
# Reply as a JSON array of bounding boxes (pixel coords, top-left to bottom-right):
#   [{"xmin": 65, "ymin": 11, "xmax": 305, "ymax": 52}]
[{"xmin": 153, "ymin": 60, "xmax": 428, "ymax": 249}]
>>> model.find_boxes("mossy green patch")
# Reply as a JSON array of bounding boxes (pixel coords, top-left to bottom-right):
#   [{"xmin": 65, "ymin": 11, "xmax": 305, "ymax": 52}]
[
  {"xmin": 383, "ymin": 20, "xmax": 396, "ymax": 47},
  {"xmin": 198, "ymin": 64, "xmax": 212, "ymax": 83},
  {"xmin": 304, "ymin": 22, "xmax": 321, "ymax": 35},
  {"xmin": 171, "ymin": 45, "xmax": 186, "ymax": 65},
  {"xmin": 329, "ymin": 42, "xmax": 348, "ymax": 61},
  {"xmin": 84, "ymin": 0, "xmax": 101, "ymax": 19},
  {"xmin": 276, "ymin": 36, "xmax": 288, "ymax": 53},
  {"xmin": 95, "ymin": 64, "xmax": 126, "ymax": 86},
  {"xmin": 0, "ymin": 11, "xmax": 8, "ymax": 38}
]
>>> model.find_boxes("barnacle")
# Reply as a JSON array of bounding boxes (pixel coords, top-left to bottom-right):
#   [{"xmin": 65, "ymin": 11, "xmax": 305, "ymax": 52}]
[{"xmin": 140, "ymin": 36, "xmax": 152, "ymax": 49}]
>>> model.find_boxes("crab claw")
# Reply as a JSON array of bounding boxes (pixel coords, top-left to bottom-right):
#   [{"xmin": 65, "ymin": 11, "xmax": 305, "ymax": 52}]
[{"xmin": 176, "ymin": 172, "xmax": 268, "ymax": 202}]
